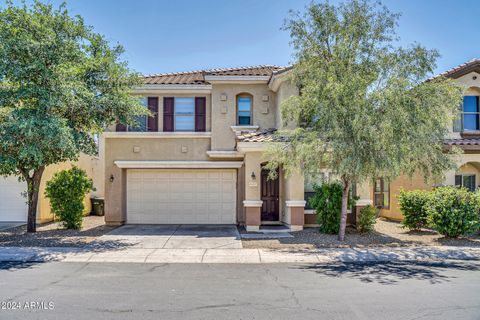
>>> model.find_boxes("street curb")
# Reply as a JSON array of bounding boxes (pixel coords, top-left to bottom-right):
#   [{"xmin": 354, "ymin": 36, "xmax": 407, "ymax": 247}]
[{"xmin": 0, "ymin": 246, "xmax": 478, "ymax": 264}]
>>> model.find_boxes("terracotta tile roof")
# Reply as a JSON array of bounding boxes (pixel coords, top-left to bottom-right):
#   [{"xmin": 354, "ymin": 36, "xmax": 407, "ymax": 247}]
[
  {"xmin": 237, "ymin": 128, "xmax": 288, "ymax": 142},
  {"xmin": 206, "ymin": 65, "xmax": 283, "ymax": 76},
  {"xmin": 143, "ymin": 70, "xmax": 206, "ymax": 85},
  {"xmin": 143, "ymin": 65, "xmax": 286, "ymax": 85},
  {"xmin": 272, "ymin": 65, "xmax": 293, "ymax": 76},
  {"xmin": 431, "ymin": 58, "xmax": 480, "ymax": 80},
  {"xmin": 444, "ymin": 138, "xmax": 480, "ymax": 146}
]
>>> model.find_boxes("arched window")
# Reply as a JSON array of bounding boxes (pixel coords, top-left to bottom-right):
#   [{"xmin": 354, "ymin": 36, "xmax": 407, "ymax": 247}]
[{"xmin": 236, "ymin": 94, "xmax": 252, "ymax": 125}]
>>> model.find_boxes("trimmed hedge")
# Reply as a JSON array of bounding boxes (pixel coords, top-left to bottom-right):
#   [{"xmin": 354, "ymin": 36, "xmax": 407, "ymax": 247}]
[
  {"xmin": 398, "ymin": 190, "xmax": 431, "ymax": 231},
  {"xmin": 427, "ymin": 186, "xmax": 480, "ymax": 238}
]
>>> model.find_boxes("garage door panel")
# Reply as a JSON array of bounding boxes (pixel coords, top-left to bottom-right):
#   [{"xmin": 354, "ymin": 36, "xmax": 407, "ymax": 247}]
[
  {"xmin": 0, "ymin": 176, "xmax": 28, "ymax": 222},
  {"xmin": 127, "ymin": 169, "xmax": 236, "ymax": 224}
]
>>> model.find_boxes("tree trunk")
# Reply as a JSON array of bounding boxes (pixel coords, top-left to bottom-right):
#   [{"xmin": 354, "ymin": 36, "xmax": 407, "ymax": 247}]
[
  {"xmin": 338, "ymin": 178, "xmax": 351, "ymax": 241},
  {"xmin": 25, "ymin": 167, "xmax": 45, "ymax": 233}
]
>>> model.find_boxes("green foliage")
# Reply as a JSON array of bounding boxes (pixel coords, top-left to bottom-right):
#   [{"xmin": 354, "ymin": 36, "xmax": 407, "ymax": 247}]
[
  {"xmin": 0, "ymin": 1, "xmax": 147, "ymax": 230},
  {"xmin": 427, "ymin": 186, "xmax": 480, "ymax": 238},
  {"xmin": 309, "ymin": 182, "xmax": 355, "ymax": 234},
  {"xmin": 45, "ymin": 167, "xmax": 93, "ymax": 230},
  {"xmin": 398, "ymin": 190, "xmax": 431, "ymax": 230},
  {"xmin": 264, "ymin": 0, "xmax": 463, "ymax": 240},
  {"xmin": 358, "ymin": 205, "xmax": 377, "ymax": 233}
]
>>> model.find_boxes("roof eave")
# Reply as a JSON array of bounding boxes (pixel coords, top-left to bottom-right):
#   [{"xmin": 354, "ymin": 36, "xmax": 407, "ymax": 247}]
[
  {"xmin": 203, "ymin": 75, "xmax": 271, "ymax": 83},
  {"xmin": 133, "ymin": 84, "xmax": 212, "ymax": 94}
]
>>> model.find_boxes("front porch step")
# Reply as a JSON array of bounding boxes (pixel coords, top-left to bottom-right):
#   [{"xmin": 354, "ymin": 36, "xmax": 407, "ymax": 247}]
[
  {"xmin": 240, "ymin": 232, "xmax": 293, "ymax": 239},
  {"xmin": 258, "ymin": 225, "xmax": 291, "ymax": 233},
  {"xmin": 240, "ymin": 225, "xmax": 294, "ymax": 239}
]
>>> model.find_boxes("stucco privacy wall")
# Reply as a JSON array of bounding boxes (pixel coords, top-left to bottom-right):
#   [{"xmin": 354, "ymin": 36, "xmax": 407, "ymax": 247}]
[
  {"xmin": 211, "ymin": 84, "xmax": 276, "ymax": 150},
  {"xmin": 36, "ymin": 153, "xmax": 102, "ymax": 223}
]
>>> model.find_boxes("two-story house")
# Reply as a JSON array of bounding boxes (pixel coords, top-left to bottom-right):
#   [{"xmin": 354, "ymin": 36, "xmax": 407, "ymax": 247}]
[
  {"xmin": 367, "ymin": 59, "xmax": 480, "ymax": 220},
  {"xmin": 103, "ymin": 65, "xmax": 310, "ymax": 231}
]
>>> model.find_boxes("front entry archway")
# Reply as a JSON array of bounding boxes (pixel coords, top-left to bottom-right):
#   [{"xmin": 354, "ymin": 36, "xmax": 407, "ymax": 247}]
[{"xmin": 261, "ymin": 166, "xmax": 279, "ymax": 221}]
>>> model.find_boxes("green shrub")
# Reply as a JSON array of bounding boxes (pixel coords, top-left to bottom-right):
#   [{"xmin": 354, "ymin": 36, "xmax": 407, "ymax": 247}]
[
  {"xmin": 309, "ymin": 182, "xmax": 355, "ymax": 234},
  {"xmin": 398, "ymin": 190, "xmax": 431, "ymax": 230},
  {"xmin": 45, "ymin": 166, "xmax": 93, "ymax": 230},
  {"xmin": 358, "ymin": 205, "xmax": 377, "ymax": 233},
  {"xmin": 427, "ymin": 186, "xmax": 480, "ymax": 238}
]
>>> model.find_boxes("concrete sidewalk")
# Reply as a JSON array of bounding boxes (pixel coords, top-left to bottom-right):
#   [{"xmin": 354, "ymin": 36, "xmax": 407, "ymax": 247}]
[{"xmin": 0, "ymin": 246, "xmax": 478, "ymax": 264}]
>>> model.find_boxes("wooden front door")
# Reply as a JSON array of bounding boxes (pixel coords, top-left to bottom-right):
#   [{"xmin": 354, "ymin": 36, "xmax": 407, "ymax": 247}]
[{"xmin": 261, "ymin": 167, "xmax": 279, "ymax": 221}]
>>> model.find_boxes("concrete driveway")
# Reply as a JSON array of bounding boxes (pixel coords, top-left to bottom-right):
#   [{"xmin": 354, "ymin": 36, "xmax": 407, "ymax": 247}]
[
  {"xmin": 0, "ymin": 222, "xmax": 24, "ymax": 231},
  {"xmin": 95, "ymin": 224, "xmax": 242, "ymax": 249}
]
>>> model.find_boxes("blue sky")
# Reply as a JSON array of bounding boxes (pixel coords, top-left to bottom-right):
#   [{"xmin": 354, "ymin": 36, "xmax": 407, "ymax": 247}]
[{"xmin": 9, "ymin": 0, "xmax": 480, "ymax": 75}]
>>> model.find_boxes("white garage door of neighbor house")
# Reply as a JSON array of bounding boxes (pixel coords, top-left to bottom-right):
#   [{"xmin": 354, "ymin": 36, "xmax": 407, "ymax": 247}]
[
  {"xmin": 127, "ymin": 169, "xmax": 237, "ymax": 224},
  {"xmin": 0, "ymin": 176, "xmax": 28, "ymax": 222}
]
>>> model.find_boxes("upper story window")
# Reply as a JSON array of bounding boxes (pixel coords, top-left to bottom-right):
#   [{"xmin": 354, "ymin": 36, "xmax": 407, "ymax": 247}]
[
  {"xmin": 454, "ymin": 96, "xmax": 480, "ymax": 132},
  {"xmin": 116, "ymin": 97, "xmax": 159, "ymax": 132},
  {"xmin": 174, "ymin": 97, "xmax": 195, "ymax": 131},
  {"xmin": 237, "ymin": 94, "xmax": 252, "ymax": 125},
  {"xmin": 374, "ymin": 178, "xmax": 389, "ymax": 209},
  {"xmin": 163, "ymin": 96, "xmax": 206, "ymax": 132},
  {"xmin": 129, "ymin": 97, "xmax": 148, "ymax": 132}
]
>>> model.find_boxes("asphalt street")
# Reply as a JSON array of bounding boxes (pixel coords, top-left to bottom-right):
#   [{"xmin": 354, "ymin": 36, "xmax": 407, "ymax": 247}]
[{"xmin": 0, "ymin": 260, "xmax": 479, "ymax": 320}]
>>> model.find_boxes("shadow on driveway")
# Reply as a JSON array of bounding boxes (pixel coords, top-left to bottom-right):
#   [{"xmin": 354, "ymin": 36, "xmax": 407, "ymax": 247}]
[{"xmin": 96, "ymin": 224, "xmax": 242, "ymax": 249}]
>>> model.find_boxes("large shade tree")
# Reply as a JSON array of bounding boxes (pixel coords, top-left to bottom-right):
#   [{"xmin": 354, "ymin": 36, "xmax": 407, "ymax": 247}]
[
  {"xmin": 0, "ymin": 1, "xmax": 147, "ymax": 232},
  {"xmin": 265, "ymin": 0, "xmax": 463, "ymax": 240}
]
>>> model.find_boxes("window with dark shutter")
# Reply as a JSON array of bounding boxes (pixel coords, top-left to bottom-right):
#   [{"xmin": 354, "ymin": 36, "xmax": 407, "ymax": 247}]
[
  {"xmin": 147, "ymin": 97, "xmax": 159, "ymax": 132},
  {"xmin": 116, "ymin": 123, "xmax": 127, "ymax": 131},
  {"xmin": 163, "ymin": 97, "xmax": 174, "ymax": 132},
  {"xmin": 195, "ymin": 97, "xmax": 206, "ymax": 132}
]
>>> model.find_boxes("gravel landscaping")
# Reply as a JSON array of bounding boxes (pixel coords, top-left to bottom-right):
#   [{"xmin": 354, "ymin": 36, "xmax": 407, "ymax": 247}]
[
  {"xmin": 0, "ymin": 216, "xmax": 117, "ymax": 247},
  {"xmin": 241, "ymin": 218, "xmax": 480, "ymax": 249}
]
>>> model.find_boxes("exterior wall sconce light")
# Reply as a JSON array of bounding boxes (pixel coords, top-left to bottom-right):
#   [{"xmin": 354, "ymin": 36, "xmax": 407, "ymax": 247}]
[
  {"xmin": 109, "ymin": 174, "xmax": 115, "ymax": 183},
  {"xmin": 251, "ymin": 172, "xmax": 256, "ymax": 180}
]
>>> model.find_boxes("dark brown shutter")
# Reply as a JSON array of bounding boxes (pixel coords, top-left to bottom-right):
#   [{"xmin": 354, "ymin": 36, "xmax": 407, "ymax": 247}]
[
  {"xmin": 195, "ymin": 97, "xmax": 206, "ymax": 132},
  {"xmin": 116, "ymin": 123, "xmax": 127, "ymax": 132},
  {"xmin": 147, "ymin": 97, "xmax": 159, "ymax": 132},
  {"xmin": 163, "ymin": 97, "xmax": 174, "ymax": 132}
]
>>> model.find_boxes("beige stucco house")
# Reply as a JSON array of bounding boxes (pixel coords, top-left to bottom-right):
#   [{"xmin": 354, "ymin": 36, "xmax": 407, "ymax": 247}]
[
  {"xmin": 371, "ymin": 59, "xmax": 480, "ymax": 220},
  {"xmin": 103, "ymin": 65, "xmax": 318, "ymax": 231}
]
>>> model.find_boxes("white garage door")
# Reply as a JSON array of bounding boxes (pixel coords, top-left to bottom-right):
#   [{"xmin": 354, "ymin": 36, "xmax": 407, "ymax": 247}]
[
  {"xmin": 127, "ymin": 169, "xmax": 237, "ymax": 224},
  {"xmin": 0, "ymin": 176, "xmax": 27, "ymax": 222}
]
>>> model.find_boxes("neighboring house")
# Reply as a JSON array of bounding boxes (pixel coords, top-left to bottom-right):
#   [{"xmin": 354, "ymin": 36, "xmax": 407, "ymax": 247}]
[
  {"xmin": 372, "ymin": 59, "xmax": 480, "ymax": 220},
  {"xmin": 0, "ymin": 152, "xmax": 104, "ymax": 224}
]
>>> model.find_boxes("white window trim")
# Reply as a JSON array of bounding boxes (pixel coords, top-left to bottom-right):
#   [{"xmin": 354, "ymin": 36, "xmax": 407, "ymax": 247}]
[
  {"xmin": 114, "ymin": 160, "xmax": 243, "ymax": 169},
  {"xmin": 174, "ymin": 97, "xmax": 195, "ymax": 132},
  {"xmin": 104, "ymin": 132, "xmax": 211, "ymax": 139}
]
